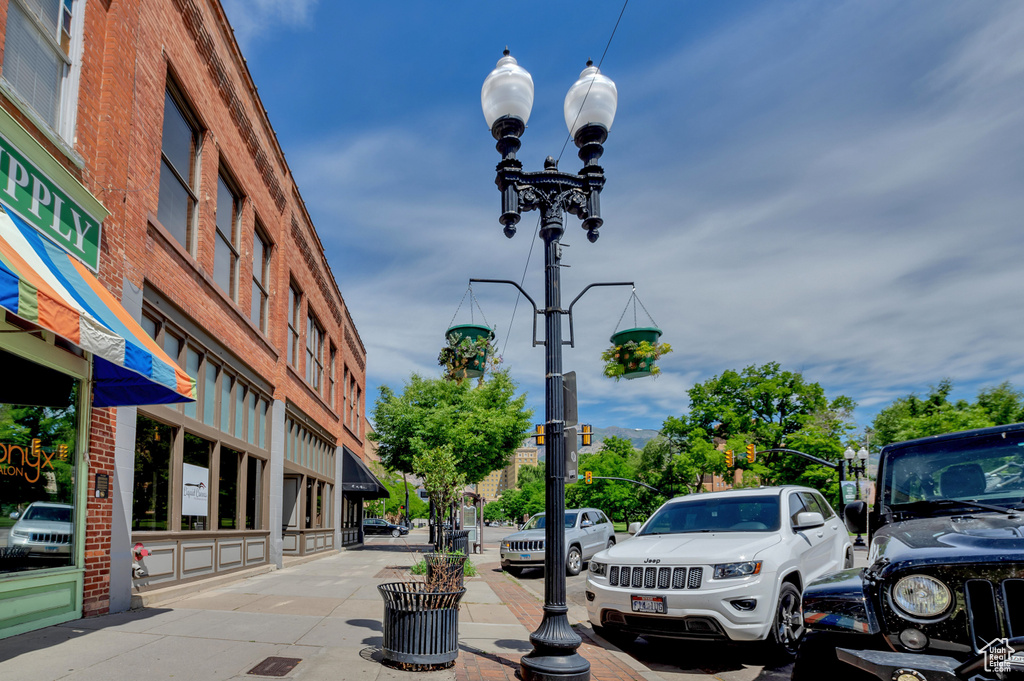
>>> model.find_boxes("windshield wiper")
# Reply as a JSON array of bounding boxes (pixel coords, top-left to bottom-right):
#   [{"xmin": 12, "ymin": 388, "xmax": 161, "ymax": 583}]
[{"xmin": 895, "ymin": 498, "xmax": 1021, "ymax": 516}]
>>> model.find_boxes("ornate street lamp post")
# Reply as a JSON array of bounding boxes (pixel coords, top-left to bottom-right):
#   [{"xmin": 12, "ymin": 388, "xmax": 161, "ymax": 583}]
[
  {"xmin": 481, "ymin": 50, "xmax": 618, "ymax": 681},
  {"xmin": 843, "ymin": 446, "xmax": 869, "ymax": 547}
]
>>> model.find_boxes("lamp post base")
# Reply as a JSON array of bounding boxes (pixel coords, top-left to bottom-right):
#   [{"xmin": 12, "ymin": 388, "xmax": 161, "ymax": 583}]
[{"xmin": 520, "ymin": 652, "xmax": 590, "ymax": 681}]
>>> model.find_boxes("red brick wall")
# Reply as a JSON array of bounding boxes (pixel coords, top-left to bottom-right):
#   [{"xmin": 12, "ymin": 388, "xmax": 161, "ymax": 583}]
[{"xmin": 83, "ymin": 407, "xmax": 115, "ymax": 617}]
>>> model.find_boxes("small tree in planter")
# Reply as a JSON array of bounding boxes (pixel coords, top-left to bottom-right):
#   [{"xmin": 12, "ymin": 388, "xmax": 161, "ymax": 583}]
[
  {"xmin": 378, "ymin": 444, "xmax": 469, "ymax": 671},
  {"xmin": 602, "ymin": 327, "xmax": 673, "ymax": 380}
]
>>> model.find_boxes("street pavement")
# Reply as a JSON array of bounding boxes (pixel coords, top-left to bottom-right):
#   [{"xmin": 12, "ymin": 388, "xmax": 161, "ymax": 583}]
[{"xmin": 0, "ymin": 528, "xmax": 869, "ymax": 681}]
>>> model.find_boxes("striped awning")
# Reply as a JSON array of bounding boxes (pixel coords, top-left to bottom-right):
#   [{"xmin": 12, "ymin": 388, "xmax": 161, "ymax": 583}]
[{"xmin": 0, "ymin": 205, "xmax": 195, "ymax": 407}]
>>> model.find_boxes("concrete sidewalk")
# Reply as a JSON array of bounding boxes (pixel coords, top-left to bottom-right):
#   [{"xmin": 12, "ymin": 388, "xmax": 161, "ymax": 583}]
[{"xmin": 0, "ymin": 531, "xmax": 660, "ymax": 681}]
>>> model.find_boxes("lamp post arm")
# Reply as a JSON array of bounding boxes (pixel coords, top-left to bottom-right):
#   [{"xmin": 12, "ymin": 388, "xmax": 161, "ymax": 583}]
[
  {"xmin": 589, "ymin": 476, "xmax": 661, "ymax": 494},
  {"xmin": 755, "ymin": 448, "xmax": 840, "ymax": 470},
  {"xmin": 565, "ymin": 282, "xmax": 634, "ymax": 348},
  {"xmin": 469, "ymin": 278, "xmax": 542, "ymax": 346}
]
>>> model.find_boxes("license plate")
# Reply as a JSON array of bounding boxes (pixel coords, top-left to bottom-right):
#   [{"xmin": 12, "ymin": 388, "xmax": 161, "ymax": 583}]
[
  {"xmin": 44, "ymin": 546, "xmax": 59, "ymax": 553},
  {"xmin": 631, "ymin": 595, "xmax": 665, "ymax": 614},
  {"xmin": 520, "ymin": 554, "xmax": 531, "ymax": 560}
]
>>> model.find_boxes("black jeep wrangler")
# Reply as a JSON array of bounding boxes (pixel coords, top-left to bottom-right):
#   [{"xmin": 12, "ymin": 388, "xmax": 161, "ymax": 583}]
[{"xmin": 795, "ymin": 423, "xmax": 1024, "ymax": 680}]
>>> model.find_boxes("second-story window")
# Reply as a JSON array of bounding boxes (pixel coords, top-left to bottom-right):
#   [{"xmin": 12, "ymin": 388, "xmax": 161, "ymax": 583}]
[
  {"xmin": 157, "ymin": 86, "xmax": 199, "ymax": 251},
  {"xmin": 250, "ymin": 223, "xmax": 270, "ymax": 332},
  {"xmin": 2, "ymin": 0, "xmax": 76, "ymax": 135},
  {"xmin": 287, "ymin": 283, "xmax": 301, "ymax": 368},
  {"xmin": 214, "ymin": 172, "xmax": 240, "ymax": 299},
  {"xmin": 306, "ymin": 312, "xmax": 324, "ymax": 392}
]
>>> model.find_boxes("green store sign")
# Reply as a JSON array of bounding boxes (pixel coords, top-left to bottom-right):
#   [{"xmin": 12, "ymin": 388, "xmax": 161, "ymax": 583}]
[{"xmin": 0, "ymin": 109, "xmax": 106, "ymax": 271}]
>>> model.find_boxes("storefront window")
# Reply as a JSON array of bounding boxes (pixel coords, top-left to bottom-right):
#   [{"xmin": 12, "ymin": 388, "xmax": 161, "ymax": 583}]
[
  {"xmin": 133, "ymin": 415, "xmax": 172, "ymax": 531},
  {"xmin": 219, "ymin": 448, "xmax": 239, "ymax": 529},
  {"xmin": 181, "ymin": 433, "xmax": 210, "ymax": 530},
  {"xmin": 245, "ymin": 457, "xmax": 263, "ymax": 529},
  {"xmin": 0, "ymin": 365, "xmax": 79, "ymax": 574}
]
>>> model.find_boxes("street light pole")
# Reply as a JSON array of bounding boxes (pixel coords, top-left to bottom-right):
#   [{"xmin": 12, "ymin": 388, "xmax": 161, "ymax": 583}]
[{"xmin": 482, "ymin": 50, "xmax": 618, "ymax": 681}]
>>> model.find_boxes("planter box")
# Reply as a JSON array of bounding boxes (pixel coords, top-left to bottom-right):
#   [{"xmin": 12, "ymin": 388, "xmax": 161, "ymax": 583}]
[
  {"xmin": 444, "ymin": 325, "xmax": 495, "ymax": 379},
  {"xmin": 378, "ymin": 581, "xmax": 466, "ymax": 669},
  {"xmin": 609, "ymin": 327, "xmax": 663, "ymax": 380}
]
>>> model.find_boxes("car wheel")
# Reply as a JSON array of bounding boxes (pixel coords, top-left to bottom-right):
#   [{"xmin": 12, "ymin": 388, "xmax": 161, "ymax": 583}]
[
  {"xmin": 607, "ymin": 537, "xmax": 616, "ymax": 549},
  {"xmin": 766, "ymin": 582, "xmax": 803, "ymax": 661},
  {"xmin": 793, "ymin": 632, "xmax": 876, "ymax": 681},
  {"xmin": 592, "ymin": 624, "xmax": 635, "ymax": 648},
  {"xmin": 566, "ymin": 546, "xmax": 583, "ymax": 576},
  {"xmin": 844, "ymin": 547, "xmax": 854, "ymax": 569},
  {"xmin": 391, "ymin": 528, "xmax": 400, "ymax": 537}
]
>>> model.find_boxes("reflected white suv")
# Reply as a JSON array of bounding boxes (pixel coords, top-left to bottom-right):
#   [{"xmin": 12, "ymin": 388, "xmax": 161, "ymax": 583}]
[{"xmin": 585, "ymin": 486, "xmax": 853, "ymax": 658}]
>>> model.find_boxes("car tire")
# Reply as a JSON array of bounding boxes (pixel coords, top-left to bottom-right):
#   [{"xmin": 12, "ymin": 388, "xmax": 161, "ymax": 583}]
[
  {"xmin": 765, "ymin": 582, "xmax": 803, "ymax": 661},
  {"xmin": 566, "ymin": 546, "xmax": 583, "ymax": 576},
  {"xmin": 607, "ymin": 537, "xmax": 616, "ymax": 549},
  {"xmin": 792, "ymin": 632, "xmax": 876, "ymax": 681},
  {"xmin": 844, "ymin": 547, "xmax": 854, "ymax": 569},
  {"xmin": 391, "ymin": 528, "xmax": 400, "ymax": 537},
  {"xmin": 592, "ymin": 624, "xmax": 635, "ymax": 648}
]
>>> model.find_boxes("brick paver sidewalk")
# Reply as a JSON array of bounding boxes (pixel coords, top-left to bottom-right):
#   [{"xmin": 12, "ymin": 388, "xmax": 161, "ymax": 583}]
[{"xmin": 455, "ymin": 563, "xmax": 644, "ymax": 681}]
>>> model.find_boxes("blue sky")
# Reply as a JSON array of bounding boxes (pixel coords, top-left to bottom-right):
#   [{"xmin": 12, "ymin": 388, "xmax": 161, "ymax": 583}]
[{"xmin": 222, "ymin": 1, "xmax": 1024, "ymax": 434}]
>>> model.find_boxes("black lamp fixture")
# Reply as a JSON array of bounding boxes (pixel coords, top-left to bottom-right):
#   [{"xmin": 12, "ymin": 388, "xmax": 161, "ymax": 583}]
[{"xmin": 481, "ymin": 49, "xmax": 618, "ymax": 681}]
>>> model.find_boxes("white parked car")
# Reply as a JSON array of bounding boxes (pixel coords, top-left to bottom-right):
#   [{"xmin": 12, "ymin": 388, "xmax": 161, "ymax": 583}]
[
  {"xmin": 9, "ymin": 502, "xmax": 73, "ymax": 556},
  {"xmin": 585, "ymin": 486, "xmax": 853, "ymax": 658}
]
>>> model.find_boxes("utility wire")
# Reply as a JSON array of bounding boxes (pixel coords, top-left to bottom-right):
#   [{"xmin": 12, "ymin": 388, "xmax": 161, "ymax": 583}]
[{"xmin": 502, "ymin": 0, "xmax": 629, "ymax": 356}]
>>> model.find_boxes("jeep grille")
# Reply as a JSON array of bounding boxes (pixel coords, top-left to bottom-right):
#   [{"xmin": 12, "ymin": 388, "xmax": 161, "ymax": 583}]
[
  {"xmin": 608, "ymin": 565, "xmax": 703, "ymax": 590},
  {"xmin": 507, "ymin": 540, "xmax": 544, "ymax": 552},
  {"xmin": 965, "ymin": 578, "xmax": 1024, "ymax": 651}
]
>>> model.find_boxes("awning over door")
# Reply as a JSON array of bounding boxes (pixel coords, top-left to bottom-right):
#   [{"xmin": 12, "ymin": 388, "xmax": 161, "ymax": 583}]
[
  {"xmin": 341, "ymin": 446, "xmax": 389, "ymax": 499},
  {"xmin": 0, "ymin": 205, "xmax": 195, "ymax": 407}
]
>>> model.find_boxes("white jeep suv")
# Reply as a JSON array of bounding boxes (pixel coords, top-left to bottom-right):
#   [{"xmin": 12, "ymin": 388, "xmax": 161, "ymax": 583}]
[{"xmin": 585, "ymin": 486, "xmax": 853, "ymax": 658}]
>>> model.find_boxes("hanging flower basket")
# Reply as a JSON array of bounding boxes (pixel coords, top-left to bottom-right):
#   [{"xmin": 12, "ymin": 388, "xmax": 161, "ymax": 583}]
[
  {"xmin": 441, "ymin": 325, "xmax": 496, "ymax": 380},
  {"xmin": 602, "ymin": 327, "xmax": 672, "ymax": 380}
]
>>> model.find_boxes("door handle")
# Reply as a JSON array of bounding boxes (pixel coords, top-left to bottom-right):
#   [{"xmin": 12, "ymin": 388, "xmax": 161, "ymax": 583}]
[{"xmin": 816, "ymin": 531, "xmax": 824, "ymax": 538}]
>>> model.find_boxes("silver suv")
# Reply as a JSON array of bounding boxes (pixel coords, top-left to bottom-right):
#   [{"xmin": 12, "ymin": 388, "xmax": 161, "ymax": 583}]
[{"xmin": 500, "ymin": 508, "xmax": 615, "ymax": 576}]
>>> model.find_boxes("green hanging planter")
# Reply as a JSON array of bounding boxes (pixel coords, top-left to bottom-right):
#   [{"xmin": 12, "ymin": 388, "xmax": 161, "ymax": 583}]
[
  {"xmin": 443, "ymin": 324, "xmax": 495, "ymax": 379},
  {"xmin": 603, "ymin": 327, "xmax": 671, "ymax": 380}
]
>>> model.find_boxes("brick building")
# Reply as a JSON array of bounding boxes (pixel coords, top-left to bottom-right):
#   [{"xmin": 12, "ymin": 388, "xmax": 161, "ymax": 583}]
[{"xmin": 0, "ymin": 0, "xmax": 384, "ymax": 638}]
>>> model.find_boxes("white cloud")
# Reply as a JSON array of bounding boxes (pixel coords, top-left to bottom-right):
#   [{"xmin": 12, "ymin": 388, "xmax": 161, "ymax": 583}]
[
  {"xmin": 289, "ymin": 2, "xmax": 1024, "ymax": 429},
  {"xmin": 221, "ymin": 0, "xmax": 317, "ymax": 51}
]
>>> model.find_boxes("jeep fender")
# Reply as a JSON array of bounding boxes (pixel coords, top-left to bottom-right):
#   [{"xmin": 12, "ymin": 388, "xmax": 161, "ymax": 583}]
[{"xmin": 802, "ymin": 567, "xmax": 881, "ymax": 636}]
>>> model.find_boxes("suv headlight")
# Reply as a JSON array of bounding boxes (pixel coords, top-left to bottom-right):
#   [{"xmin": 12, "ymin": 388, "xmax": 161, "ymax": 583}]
[
  {"xmin": 589, "ymin": 561, "xmax": 607, "ymax": 576},
  {"xmin": 501, "ymin": 540, "xmax": 510, "ymax": 550},
  {"xmin": 713, "ymin": 561, "xmax": 762, "ymax": 579},
  {"xmin": 10, "ymin": 530, "xmax": 28, "ymax": 539},
  {"xmin": 892, "ymin": 575, "xmax": 951, "ymax": 618}
]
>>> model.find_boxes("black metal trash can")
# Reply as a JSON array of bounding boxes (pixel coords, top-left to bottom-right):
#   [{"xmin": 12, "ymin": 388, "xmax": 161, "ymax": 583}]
[
  {"xmin": 378, "ymin": 582, "xmax": 466, "ymax": 668},
  {"xmin": 425, "ymin": 553, "xmax": 466, "ymax": 589},
  {"xmin": 442, "ymin": 530, "xmax": 470, "ymax": 555}
]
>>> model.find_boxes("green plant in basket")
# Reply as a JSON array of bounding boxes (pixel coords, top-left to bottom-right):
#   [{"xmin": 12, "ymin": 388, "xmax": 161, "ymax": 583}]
[
  {"xmin": 437, "ymin": 335, "xmax": 500, "ymax": 383},
  {"xmin": 602, "ymin": 339, "xmax": 673, "ymax": 380}
]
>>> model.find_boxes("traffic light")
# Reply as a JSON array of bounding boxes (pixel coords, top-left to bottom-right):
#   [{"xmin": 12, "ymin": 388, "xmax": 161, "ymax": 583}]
[
  {"xmin": 725, "ymin": 450, "xmax": 734, "ymax": 467},
  {"xmin": 746, "ymin": 443, "xmax": 756, "ymax": 464},
  {"xmin": 584, "ymin": 471, "xmax": 593, "ymax": 485},
  {"xmin": 535, "ymin": 424, "xmax": 545, "ymax": 446},
  {"xmin": 581, "ymin": 424, "xmax": 592, "ymax": 447}
]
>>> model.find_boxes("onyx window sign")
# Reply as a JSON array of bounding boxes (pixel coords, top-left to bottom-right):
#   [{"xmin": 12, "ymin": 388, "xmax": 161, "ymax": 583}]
[{"xmin": 0, "ymin": 351, "xmax": 80, "ymax": 574}]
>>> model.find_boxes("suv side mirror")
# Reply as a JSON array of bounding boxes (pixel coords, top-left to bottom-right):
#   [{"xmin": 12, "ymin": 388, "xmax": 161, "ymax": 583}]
[
  {"xmin": 628, "ymin": 522, "xmax": 641, "ymax": 535},
  {"xmin": 581, "ymin": 519, "xmax": 593, "ymax": 528},
  {"xmin": 793, "ymin": 511, "xmax": 825, "ymax": 530},
  {"xmin": 845, "ymin": 501, "xmax": 867, "ymax": 535}
]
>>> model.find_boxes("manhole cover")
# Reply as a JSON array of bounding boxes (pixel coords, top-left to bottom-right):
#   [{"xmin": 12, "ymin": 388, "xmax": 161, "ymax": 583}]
[{"xmin": 248, "ymin": 657, "xmax": 301, "ymax": 677}]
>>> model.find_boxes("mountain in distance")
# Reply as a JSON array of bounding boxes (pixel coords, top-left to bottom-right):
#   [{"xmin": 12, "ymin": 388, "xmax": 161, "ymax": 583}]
[{"xmin": 590, "ymin": 426, "xmax": 661, "ymax": 450}]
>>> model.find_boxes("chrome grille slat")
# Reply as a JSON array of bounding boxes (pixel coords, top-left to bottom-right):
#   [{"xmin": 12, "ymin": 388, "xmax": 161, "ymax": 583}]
[
  {"xmin": 509, "ymin": 540, "xmax": 544, "ymax": 553},
  {"xmin": 606, "ymin": 565, "xmax": 702, "ymax": 590}
]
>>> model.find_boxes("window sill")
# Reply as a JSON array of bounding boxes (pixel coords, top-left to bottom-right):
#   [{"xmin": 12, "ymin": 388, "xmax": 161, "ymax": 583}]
[
  {"xmin": 285, "ymin": 363, "xmax": 338, "ymax": 421},
  {"xmin": 146, "ymin": 212, "xmax": 279, "ymax": 361},
  {"xmin": 0, "ymin": 80, "xmax": 84, "ymax": 169}
]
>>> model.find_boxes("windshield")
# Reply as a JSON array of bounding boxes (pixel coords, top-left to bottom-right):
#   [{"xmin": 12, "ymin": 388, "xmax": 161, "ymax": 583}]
[
  {"xmin": 639, "ymin": 496, "xmax": 781, "ymax": 535},
  {"xmin": 522, "ymin": 513, "xmax": 578, "ymax": 530},
  {"xmin": 885, "ymin": 432, "xmax": 1024, "ymax": 509},
  {"xmin": 22, "ymin": 505, "xmax": 72, "ymax": 523}
]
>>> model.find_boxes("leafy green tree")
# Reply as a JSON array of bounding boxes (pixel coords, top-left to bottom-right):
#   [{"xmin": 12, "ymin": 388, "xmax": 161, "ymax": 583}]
[
  {"xmin": 412, "ymin": 445, "xmax": 466, "ymax": 546},
  {"xmin": 567, "ymin": 436, "xmax": 642, "ymax": 522},
  {"xmin": 498, "ymin": 488, "xmax": 529, "ymax": 524},
  {"xmin": 483, "ymin": 500, "xmax": 505, "ymax": 522},
  {"xmin": 871, "ymin": 379, "xmax": 1016, "ymax": 447},
  {"xmin": 368, "ymin": 369, "xmax": 532, "ymax": 485},
  {"xmin": 664, "ymin": 362, "xmax": 855, "ymax": 488},
  {"xmin": 368, "ymin": 463, "xmax": 429, "ymax": 520}
]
